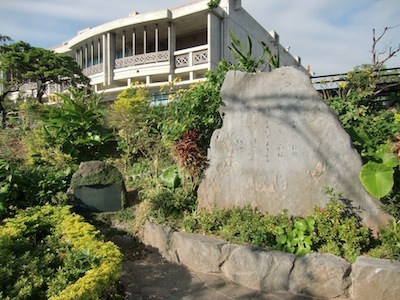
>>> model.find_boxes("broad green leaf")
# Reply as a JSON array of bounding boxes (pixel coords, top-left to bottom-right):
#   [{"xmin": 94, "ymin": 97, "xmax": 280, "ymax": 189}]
[
  {"xmin": 276, "ymin": 234, "xmax": 287, "ymax": 245},
  {"xmin": 297, "ymin": 230, "xmax": 305, "ymax": 241},
  {"xmin": 360, "ymin": 162, "xmax": 395, "ymax": 199},
  {"xmin": 294, "ymin": 220, "xmax": 307, "ymax": 231},
  {"xmin": 160, "ymin": 166, "xmax": 181, "ymax": 189},
  {"xmin": 381, "ymin": 152, "xmax": 399, "ymax": 168}
]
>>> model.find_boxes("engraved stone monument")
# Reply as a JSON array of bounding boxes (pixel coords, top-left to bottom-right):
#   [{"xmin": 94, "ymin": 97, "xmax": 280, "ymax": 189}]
[
  {"xmin": 69, "ymin": 161, "xmax": 126, "ymax": 212},
  {"xmin": 197, "ymin": 67, "xmax": 392, "ymax": 232}
]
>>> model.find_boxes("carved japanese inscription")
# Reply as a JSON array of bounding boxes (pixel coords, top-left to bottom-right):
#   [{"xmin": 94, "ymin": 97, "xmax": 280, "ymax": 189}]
[{"xmin": 198, "ymin": 67, "xmax": 392, "ymax": 233}]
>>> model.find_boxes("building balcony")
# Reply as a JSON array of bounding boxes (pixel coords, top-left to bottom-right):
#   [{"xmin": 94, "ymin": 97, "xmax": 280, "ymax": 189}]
[
  {"xmin": 82, "ymin": 63, "xmax": 104, "ymax": 77},
  {"xmin": 174, "ymin": 45, "xmax": 208, "ymax": 69},
  {"xmin": 115, "ymin": 50, "xmax": 170, "ymax": 69},
  {"xmin": 81, "ymin": 45, "xmax": 209, "ymax": 84}
]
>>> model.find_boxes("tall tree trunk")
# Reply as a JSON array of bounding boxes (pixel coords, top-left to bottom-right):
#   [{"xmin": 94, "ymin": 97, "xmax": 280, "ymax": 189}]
[
  {"xmin": 36, "ymin": 83, "xmax": 46, "ymax": 104},
  {"xmin": 0, "ymin": 92, "xmax": 9, "ymax": 129}
]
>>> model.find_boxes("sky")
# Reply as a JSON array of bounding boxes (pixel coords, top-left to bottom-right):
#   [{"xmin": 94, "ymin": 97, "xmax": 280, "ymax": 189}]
[{"xmin": 0, "ymin": 0, "xmax": 399, "ymax": 76}]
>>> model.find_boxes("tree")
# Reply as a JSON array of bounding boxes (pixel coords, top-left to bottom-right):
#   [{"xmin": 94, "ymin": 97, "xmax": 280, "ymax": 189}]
[
  {"xmin": 0, "ymin": 39, "xmax": 89, "ymax": 126},
  {"xmin": 369, "ymin": 26, "xmax": 400, "ymax": 100},
  {"xmin": 30, "ymin": 88, "xmax": 113, "ymax": 165},
  {"xmin": 371, "ymin": 26, "xmax": 400, "ymax": 73},
  {"xmin": 107, "ymin": 83, "xmax": 152, "ymax": 171},
  {"xmin": 0, "ymin": 35, "xmax": 15, "ymax": 127}
]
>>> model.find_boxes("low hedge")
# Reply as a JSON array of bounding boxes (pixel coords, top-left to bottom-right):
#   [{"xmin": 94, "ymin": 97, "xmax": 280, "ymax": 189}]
[{"xmin": 0, "ymin": 205, "xmax": 123, "ymax": 300}]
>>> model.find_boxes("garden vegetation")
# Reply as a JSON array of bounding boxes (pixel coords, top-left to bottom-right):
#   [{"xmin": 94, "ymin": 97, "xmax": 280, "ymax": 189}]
[{"xmin": 0, "ymin": 31, "xmax": 399, "ymax": 298}]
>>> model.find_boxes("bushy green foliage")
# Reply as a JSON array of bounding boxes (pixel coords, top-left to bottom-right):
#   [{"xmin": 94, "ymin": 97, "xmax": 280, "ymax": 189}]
[
  {"xmin": 107, "ymin": 83, "xmax": 154, "ymax": 170},
  {"xmin": 228, "ymin": 30, "xmax": 262, "ymax": 73},
  {"xmin": 0, "ymin": 40, "xmax": 89, "ymax": 104},
  {"xmin": 181, "ymin": 191, "xmax": 378, "ymax": 262},
  {"xmin": 219, "ymin": 206, "xmax": 277, "ymax": 247},
  {"xmin": 0, "ymin": 205, "xmax": 122, "ymax": 300},
  {"xmin": 207, "ymin": 0, "xmax": 221, "ymax": 9},
  {"xmin": 140, "ymin": 174, "xmax": 198, "ymax": 221},
  {"xmin": 369, "ymin": 220, "xmax": 400, "ymax": 260},
  {"xmin": 0, "ymin": 158, "xmax": 73, "ymax": 218},
  {"xmin": 326, "ymin": 65, "xmax": 400, "ymax": 209},
  {"xmin": 161, "ymin": 61, "xmax": 233, "ymax": 153},
  {"xmin": 28, "ymin": 88, "xmax": 114, "ymax": 164},
  {"xmin": 312, "ymin": 188, "xmax": 373, "ymax": 262},
  {"xmin": 276, "ymin": 216, "xmax": 315, "ymax": 256}
]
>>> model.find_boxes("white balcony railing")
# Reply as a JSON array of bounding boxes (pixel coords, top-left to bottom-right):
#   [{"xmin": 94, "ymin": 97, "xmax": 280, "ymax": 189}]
[
  {"xmin": 175, "ymin": 45, "xmax": 209, "ymax": 69},
  {"xmin": 81, "ymin": 46, "xmax": 209, "ymax": 76},
  {"xmin": 82, "ymin": 64, "xmax": 103, "ymax": 76},
  {"xmin": 115, "ymin": 50, "xmax": 169, "ymax": 69}
]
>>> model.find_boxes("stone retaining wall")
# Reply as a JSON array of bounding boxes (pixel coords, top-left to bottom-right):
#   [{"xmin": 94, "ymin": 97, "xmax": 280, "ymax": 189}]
[{"xmin": 143, "ymin": 222, "xmax": 400, "ymax": 300}]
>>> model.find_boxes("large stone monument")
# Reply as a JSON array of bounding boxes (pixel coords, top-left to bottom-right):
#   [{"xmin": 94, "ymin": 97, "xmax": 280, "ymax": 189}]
[{"xmin": 197, "ymin": 67, "xmax": 392, "ymax": 232}]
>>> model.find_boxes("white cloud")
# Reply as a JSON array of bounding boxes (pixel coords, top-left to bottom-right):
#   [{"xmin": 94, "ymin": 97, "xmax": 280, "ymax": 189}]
[{"xmin": 243, "ymin": 0, "xmax": 400, "ymax": 74}]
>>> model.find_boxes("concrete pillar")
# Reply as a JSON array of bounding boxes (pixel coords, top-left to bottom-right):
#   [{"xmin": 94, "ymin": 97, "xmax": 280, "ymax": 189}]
[
  {"xmin": 122, "ymin": 31, "xmax": 126, "ymax": 58},
  {"xmin": 103, "ymin": 33, "xmax": 115, "ymax": 85},
  {"xmin": 98, "ymin": 38, "xmax": 101, "ymax": 64},
  {"xmin": 84, "ymin": 44, "xmax": 88, "ymax": 68},
  {"xmin": 207, "ymin": 11, "xmax": 221, "ymax": 71},
  {"xmin": 168, "ymin": 22, "xmax": 176, "ymax": 72},
  {"xmin": 132, "ymin": 29, "xmax": 136, "ymax": 56},
  {"xmin": 155, "ymin": 24, "xmax": 159, "ymax": 52},
  {"xmin": 143, "ymin": 26, "xmax": 147, "ymax": 54},
  {"xmin": 107, "ymin": 32, "xmax": 116, "ymax": 85},
  {"xmin": 90, "ymin": 42, "xmax": 94, "ymax": 66},
  {"xmin": 80, "ymin": 48, "xmax": 84, "ymax": 68}
]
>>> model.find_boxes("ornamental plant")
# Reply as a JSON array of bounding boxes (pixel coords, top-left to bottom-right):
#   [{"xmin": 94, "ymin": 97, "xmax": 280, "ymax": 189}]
[
  {"xmin": 360, "ymin": 143, "xmax": 399, "ymax": 199},
  {"xmin": 28, "ymin": 88, "xmax": 113, "ymax": 164},
  {"xmin": 0, "ymin": 205, "xmax": 122, "ymax": 300},
  {"xmin": 0, "ymin": 158, "xmax": 73, "ymax": 219},
  {"xmin": 160, "ymin": 60, "xmax": 233, "ymax": 154},
  {"xmin": 325, "ymin": 65, "xmax": 400, "ymax": 215},
  {"xmin": 312, "ymin": 188, "xmax": 373, "ymax": 262},
  {"xmin": 172, "ymin": 129, "xmax": 207, "ymax": 189},
  {"xmin": 107, "ymin": 82, "xmax": 152, "ymax": 171},
  {"xmin": 179, "ymin": 189, "xmax": 377, "ymax": 262},
  {"xmin": 276, "ymin": 216, "xmax": 315, "ymax": 256}
]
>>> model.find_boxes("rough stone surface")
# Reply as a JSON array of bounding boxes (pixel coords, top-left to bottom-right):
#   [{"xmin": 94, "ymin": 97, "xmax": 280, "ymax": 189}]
[
  {"xmin": 169, "ymin": 231, "xmax": 227, "ymax": 273},
  {"xmin": 142, "ymin": 222, "xmax": 400, "ymax": 300},
  {"xmin": 142, "ymin": 221, "xmax": 176, "ymax": 262},
  {"xmin": 198, "ymin": 67, "xmax": 392, "ymax": 232},
  {"xmin": 289, "ymin": 253, "xmax": 351, "ymax": 298},
  {"xmin": 351, "ymin": 256, "xmax": 400, "ymax": 300},
  {"xmin": 221, "ymin": 246, "xmax": 296, "ymax": 292},
  {"xmin": 70, "ymin": 160, "xmax": 124, "ymax": 187},
  {"xmin": 69, "ymin": 160, "xmax": 126, "ymax": 212}
]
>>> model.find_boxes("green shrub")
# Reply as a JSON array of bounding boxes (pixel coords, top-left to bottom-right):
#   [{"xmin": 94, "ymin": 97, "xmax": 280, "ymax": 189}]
[
  {"xmin": 312, "ymin": 199, "xmax": 373, "ymax": 262},
  {"xmin": 325, "ymin": 65, "xmax": 400, "ymax": 215},
  {"xmin": 160, "ymin": 60, "xmax": 233, "ymax": 154},
  {"xmin": 180, "ymin": 193, "xmax": 380, "ymax": 262},
  {"xmin": 219, "ymin": 206, "xmax": 276, "ymax": 247},
  {"xmin": 0, "ymin": 159, "xmax": 74, "ymax": 218},
  {"xmin": 28, "ymin": 89, "xmax": 114, "ymax": 164},
  {"xmin": 369, "ymin": 220, "xmax": 400, "ymax": 260},
  {"xmin": 276, "ymin": 216, "xmax": 315, "ymax": 256},
  {"xmin": 0, "ymin": 205, "xmax": 122, "ymax": 300}
]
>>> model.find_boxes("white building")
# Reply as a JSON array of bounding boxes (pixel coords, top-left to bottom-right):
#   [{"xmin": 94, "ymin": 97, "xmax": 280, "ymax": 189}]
[{"xmin": 21, "ymin": 0, "xmax": 305, "ymax": 103}]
